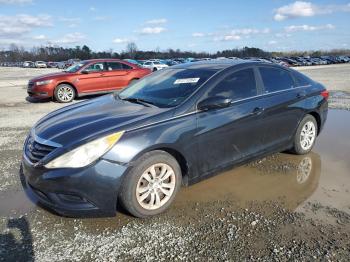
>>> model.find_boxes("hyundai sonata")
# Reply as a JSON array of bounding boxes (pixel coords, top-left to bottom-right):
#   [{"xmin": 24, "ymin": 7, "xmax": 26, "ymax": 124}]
[{"xmin": 22, "ymin": 60, "xmax": 328, "ymax": 218}]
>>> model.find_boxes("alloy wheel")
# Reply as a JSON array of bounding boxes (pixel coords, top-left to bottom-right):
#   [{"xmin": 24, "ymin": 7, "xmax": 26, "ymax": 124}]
[
  {"xmin": 57, "ymin": 86, "xmax": 74, "ymax": 102},
  {"xmin": 136, "ymin": 163, "xmax": 176, "ymax": 210},
  {"xmin": 299, "ymin": 121, "xmax": 316, "ymax": 151}
]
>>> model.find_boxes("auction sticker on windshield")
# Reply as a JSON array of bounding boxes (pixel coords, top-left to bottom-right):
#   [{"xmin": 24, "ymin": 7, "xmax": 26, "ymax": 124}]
[{"xmin": 174, "ymin": 78, "xmax": 200, "ymax": 84}]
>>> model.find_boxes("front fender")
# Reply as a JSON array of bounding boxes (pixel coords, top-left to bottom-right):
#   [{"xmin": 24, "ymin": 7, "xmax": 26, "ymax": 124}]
[{"xmin": 102, "ymin": 113, "xmax": 198, "ymax": 173}]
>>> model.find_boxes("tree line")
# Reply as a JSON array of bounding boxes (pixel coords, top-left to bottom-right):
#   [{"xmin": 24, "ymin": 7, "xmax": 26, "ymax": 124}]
[{"xmin": 0, "ymin": 42, "xmax": 349, "ymax": 62}]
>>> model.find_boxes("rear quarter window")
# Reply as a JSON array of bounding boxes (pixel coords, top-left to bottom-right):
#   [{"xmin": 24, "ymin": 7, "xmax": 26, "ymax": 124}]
[
  {"xmin": 122, "ymin": 63, "xmax": 133, "ymax": 70},
  {"xmin": 259, "ymin": 67, "xmax": 295, "ymax": 93},
  {"xmin": 292, "ymin": 70, "xmax": 313, "ymax": 86}
]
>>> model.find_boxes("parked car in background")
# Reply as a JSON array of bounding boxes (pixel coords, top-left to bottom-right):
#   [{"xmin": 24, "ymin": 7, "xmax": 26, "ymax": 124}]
[
  {"xmin": 57, "ymin": 62, "xmax": 66, "ymax": 69},
  {"xmin": 142, "ymin": 61, "xmax": 168, "ymax": 71},
  {"xmin": 22, "ymin": 60, "xmax": 328, "ymax": 218},
  {"xmin": 27, "ymin": 59, "xmax": 151, "ymax": 103},
  {"xmin": 35, "ymin": 61, "xmax": 47, "ymax": 68},
  {"xmin": 23, "ymin": 61, "xmax": 34, "ymax": 68}
]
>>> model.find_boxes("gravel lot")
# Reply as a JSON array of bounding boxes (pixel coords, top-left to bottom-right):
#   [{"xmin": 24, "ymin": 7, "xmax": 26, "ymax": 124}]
[{"xmin": 0, "ymin": 65, "xmax": 350, "ymax": 261}]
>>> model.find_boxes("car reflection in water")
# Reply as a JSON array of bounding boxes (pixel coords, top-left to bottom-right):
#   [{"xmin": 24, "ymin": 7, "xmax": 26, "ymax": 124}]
[{"xmin": 175, "ymin": 152, "xmax": 321, "ymax": 211}]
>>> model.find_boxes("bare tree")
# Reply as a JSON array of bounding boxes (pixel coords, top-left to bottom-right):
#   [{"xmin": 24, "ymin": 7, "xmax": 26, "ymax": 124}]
[{"xmin": 125, "ymin": 42, "xmax": 138, "ymax": 59}]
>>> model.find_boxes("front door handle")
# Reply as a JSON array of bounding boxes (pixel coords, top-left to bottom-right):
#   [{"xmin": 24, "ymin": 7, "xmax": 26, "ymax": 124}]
[{"xmin": 252, "ymin": 107, "xmax": 264, "ymax": 115}]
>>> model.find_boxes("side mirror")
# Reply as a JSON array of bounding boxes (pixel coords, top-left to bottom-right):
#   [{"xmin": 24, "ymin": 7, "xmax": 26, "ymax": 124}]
[
  {"xmin": 197, "ymin": 96, "xmax": 232, "ymax": 111},
  {"xmin": 81, "ymin": 70, "xmax": 89, "ymax": 74}
]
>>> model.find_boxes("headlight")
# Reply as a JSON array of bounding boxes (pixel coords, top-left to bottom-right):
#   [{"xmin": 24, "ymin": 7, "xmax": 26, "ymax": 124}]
[
  {"xmin": 45, "ymin": 131, "xmax": 124, "ymax": 169},
  {"xmin": 36, "ymin": 80, "xmax": 53, "ymax": 86}
]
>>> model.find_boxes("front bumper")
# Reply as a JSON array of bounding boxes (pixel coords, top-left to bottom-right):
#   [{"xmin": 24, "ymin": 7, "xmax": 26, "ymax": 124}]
[
  {"xmin": 21, "ymin": 156, "xmax": 128, "ymax": 217},
  {"xmin": 27, "ymin": 82, "xmax": 55, "ymax": 98}
]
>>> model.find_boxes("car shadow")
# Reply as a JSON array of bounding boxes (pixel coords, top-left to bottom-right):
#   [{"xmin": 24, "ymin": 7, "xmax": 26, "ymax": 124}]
[
  {"xmin": 0, "ymin": 217, "xmax": 35, "ymax": 261},
  {"xmin": 25, "ymin": 96, "xmax": 51, "ymax": 103},
  {"xmin": 25, "ymin": 94, "xmax": 108, "ymax": 104}
]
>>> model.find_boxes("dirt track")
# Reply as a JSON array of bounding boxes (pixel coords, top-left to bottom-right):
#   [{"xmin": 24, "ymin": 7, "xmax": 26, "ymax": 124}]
[{"xmin": 0, "ymin": 65, "xmax": 350, "ymax": 261}]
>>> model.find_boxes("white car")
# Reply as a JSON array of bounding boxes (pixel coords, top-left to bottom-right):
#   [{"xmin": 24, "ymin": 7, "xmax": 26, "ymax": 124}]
[
  {"xmin": 23, "ymin": 61, "xmax": 33, "ymax": 68},
  {"xmin": 35, "ymin": 61, "xmax": 47, "ymax": 68},
  {"xmin": 142, "ymin": 61, "xmax": 168, "ymax": 71}
]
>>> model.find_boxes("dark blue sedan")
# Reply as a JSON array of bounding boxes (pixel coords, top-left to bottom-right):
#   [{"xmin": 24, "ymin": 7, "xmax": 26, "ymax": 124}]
[{"xmin": 21, "ymin": 60, "xmax": 328, "ymax": 218}]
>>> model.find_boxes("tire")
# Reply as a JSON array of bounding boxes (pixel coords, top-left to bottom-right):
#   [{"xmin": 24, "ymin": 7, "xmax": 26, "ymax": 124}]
[
  {"xmin": 153, "ymin": 67, "xmax": 158, "ymax": 72},
  {"xmin": 291, "ymin": 115, "xmax": 318, "ymax": 155},
  {"xmin": 54, "ymin": 84, "xmax": 75, "ymax": 103},
  {"xmin": 119, "ymin": 150, "xmax": 182, "ymax": 218}
]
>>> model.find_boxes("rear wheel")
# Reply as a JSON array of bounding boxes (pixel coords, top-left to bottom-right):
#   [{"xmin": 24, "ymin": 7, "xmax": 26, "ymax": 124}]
[
  {"xmin": 291, "ymin": 115, "xmax": 318, "ymax": 155},
  {"xmin": 119, "ymin": 150, "xmax": 182, "ymax": 218},
  {"xmin": 54, "ymin": 84, "xmax": 75, "ymax": 103}
]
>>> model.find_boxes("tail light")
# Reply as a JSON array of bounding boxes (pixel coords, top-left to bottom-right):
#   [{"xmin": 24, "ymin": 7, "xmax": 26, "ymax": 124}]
[{"xmin": 321, "ymin": 90, "xmax": 329, "ymax": 100}]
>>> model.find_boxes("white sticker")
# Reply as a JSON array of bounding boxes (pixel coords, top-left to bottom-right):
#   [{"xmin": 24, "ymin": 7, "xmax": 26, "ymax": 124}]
[{"xmin": 174, "ymin": 78, "xmax": 200, "ymax": 84}]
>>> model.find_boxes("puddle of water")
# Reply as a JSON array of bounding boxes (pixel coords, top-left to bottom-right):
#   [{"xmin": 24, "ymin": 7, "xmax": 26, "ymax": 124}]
[
  {"xmin": 0, "ymin": 109, "xmax": 349, "ymax": 223},
  {"xmin": 174, "ymin": 152, "xmax": 321, "ymax": 211},
  {"xmin": 0, "ymin": 189, "xmax": 35, "ymax": 216}
]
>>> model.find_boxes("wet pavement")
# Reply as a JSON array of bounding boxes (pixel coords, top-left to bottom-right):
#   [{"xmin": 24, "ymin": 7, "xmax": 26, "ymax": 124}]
[{"xmin": 0, "ymin": 109, "xmax": 349, "ymax": 261}]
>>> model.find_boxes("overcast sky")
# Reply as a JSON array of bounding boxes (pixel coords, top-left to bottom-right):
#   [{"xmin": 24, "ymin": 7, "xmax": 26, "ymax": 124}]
[{"xmin": 0, "ymin": 0, "xmax": 349, "ymax": 52}]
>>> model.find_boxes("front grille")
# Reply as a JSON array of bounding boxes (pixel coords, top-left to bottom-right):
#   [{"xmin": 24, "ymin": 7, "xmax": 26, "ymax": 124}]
[
  {"xmin": 27, "ymin": 82, "xmax": 34, "ymax": 90},
  {"xmin": 25, "ymin": 136, "xmax": 57, "ymax": 164}
]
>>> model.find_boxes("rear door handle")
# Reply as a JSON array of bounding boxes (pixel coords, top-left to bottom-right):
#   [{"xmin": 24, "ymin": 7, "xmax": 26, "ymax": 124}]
[
  {"xmin": 297, "ymin": 91, "xmax": 307, "ymax": 98},
  {"xmin": 252, "ymin": 107, "xmax": 264, "ymax": 115}
]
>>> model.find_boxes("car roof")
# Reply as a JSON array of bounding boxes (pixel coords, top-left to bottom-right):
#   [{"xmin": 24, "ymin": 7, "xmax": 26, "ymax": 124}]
[
  {"xmin": 83, "ymin": 58, "xmax": 128, "ymax": 63},
  {"xmin": 170, "ymin": 59, "xmax": 273, "ymax": 71},
  {"xmin": 82, "ymin": 58, "xmax": 137, "ymax": 67}
]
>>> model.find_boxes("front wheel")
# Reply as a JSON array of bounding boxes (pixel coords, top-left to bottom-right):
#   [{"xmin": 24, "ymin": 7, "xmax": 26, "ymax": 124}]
[
  {"xmin": 54, "ymin": 84, "xmax": 75, "ymax": 103},
  {"xmin": 119, "ymin": 150, "xmax": 182, "ymax": 218},
  {"xmin": 292, "ymin": 115, "xmax": 318, "ymax": 155}
]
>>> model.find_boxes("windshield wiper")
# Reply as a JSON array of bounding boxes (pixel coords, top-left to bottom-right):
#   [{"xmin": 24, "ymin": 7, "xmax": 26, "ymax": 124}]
[{"xmin": 121, "ymin": 97, "xmax": 156, "ymax": 107}]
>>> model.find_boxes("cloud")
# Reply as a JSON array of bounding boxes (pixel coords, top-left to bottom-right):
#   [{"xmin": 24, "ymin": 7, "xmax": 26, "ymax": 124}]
[
  {"xmin": 89, "ymin": 6, "xmax": 96, "ymax": 11},
  {"xmin": 59, "ymin": 17, "xmax": 81, "ymax": 28},
  {"xmin": 274, "ymin": 1, "xmax": 350, "ymax": 21},
  {"xmin": 192, "ymin": 32, "xmax": 205, "ymax": 37},
  {"xmin": 274, "ymin": 1, "xmax": 316, "ymax": 21},
  {"xmin": 59, "ymin": 17, "xmax": 81, "ymax": 23},
  {"xmin": 214, "ymin": 34, "xmax": 241, "ymax": 42},
  {"xmin": 32, "ymin": 34, "xmax": 46, "ymax": 40},
  {"xmin": 285, "ymin": 23, "xmax": 335, "ymax": 32},
  {"xmin": 213, "ymin": 27, "xmax": 270, "ymax": 42},
  {"xmin": 0, "ymin": 0, "xmax": 32, "ymax": 4},
  {"xmin": 112, "ymin": 38, "xmax": 129, "ymax": 44},
  {"xmin": 0, "ymin": 14, "xmax": 52, "ymax": 37},
  {"xmin": 53, "ymin": 32, "xmax": 86, "ymax": 44},
  {"xmin": 93, "ymin": 16, "xmax": 109, "ymax": 21},
  {"xmin": 268, "ymin": 40, "xmax": 278, "ymax": 45},
  {"xmin": 145, "ymin": 18, "xmax": 167, "ymax": 25},
  {"xmin": 139, "ymin": 27, "xmax": 166, "ymax": 34}
]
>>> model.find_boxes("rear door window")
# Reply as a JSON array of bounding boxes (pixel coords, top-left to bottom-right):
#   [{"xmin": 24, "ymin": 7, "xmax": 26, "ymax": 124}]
[
  {"xmin": 259, "ymin": 67, "xmax": 295, "ymax": 93},
  {"xmin": 107, "ymin": 62, "xmax": 123, "ymax": 70},
  {"xmin": 85, "ymin": 62, "xmax": 105, "ymax": 72},
  {"xmin": 207, "ymin": 68, "xmax": 258, "ymax": 102},
  {"xmin": 121, "ymin": 63, "xmax": 133, "ymax": 69}
]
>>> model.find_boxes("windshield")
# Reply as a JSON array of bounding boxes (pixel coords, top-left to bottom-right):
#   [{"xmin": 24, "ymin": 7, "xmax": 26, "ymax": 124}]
[
  {"xmin": 118, "ymin": 68, "xmax": 216, "ymax": 108},
  {"xmin": 65, "ymin": 61, "xmax": 88, "ymax": 73}
]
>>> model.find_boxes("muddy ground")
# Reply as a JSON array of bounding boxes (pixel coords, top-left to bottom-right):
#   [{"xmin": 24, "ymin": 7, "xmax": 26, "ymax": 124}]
[{"xmin": 0, "ymin": 65, "xmax": 350, "ymax": 261}]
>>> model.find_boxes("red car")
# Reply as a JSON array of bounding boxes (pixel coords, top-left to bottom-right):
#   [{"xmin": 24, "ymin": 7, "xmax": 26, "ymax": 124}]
[{"xmin": 27, "ymin": 59, "xmax": 151, "ymax": 103}]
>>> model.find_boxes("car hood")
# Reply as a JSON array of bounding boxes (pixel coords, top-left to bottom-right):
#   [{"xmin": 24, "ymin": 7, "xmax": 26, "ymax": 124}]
[
  {"xmin": 30, "ymin": 71, "xmax": 73, "ymax": 82},
  {"xmin": 33, "ymin": 94, "xmax": 172, "ymax": 148}
]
